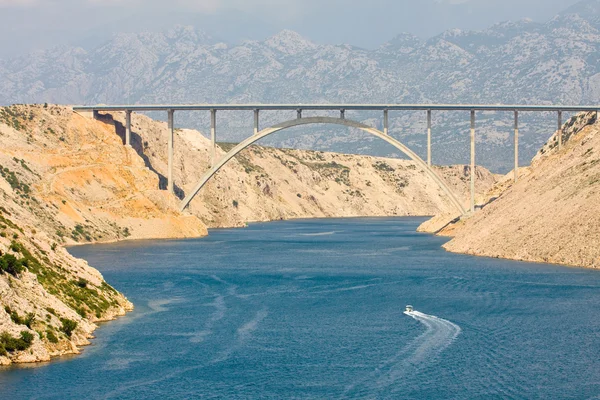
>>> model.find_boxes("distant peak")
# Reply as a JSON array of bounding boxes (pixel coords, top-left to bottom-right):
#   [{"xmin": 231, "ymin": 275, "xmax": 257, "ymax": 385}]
[
  {"xmin": 166, "ymin": 25, "xmax": 213, "ymax": 44},
  {"xmin": 265, "ymin": 30, "xmax": 316, "ymax": 54},
  {"xmin": 380, "ymin": 33, "xmax": 421, "ymax": 52}
]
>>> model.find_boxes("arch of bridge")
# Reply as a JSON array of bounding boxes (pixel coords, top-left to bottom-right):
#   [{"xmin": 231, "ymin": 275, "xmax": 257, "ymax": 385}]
[{"xmin": 179, "ymin": 116, "xmax": 467, "ymax": 214}]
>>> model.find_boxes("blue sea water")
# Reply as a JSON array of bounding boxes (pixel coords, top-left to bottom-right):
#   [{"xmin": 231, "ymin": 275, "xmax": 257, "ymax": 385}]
[{"xmin": 1, "ymin": 217, "xmax": 600, "ymax": 399}]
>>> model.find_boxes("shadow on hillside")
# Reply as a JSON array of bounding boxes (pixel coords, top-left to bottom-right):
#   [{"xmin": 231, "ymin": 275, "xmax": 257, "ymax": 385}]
[{"xmin": 95, "ymin": 113, "xmax": 186, "ymax": 200}]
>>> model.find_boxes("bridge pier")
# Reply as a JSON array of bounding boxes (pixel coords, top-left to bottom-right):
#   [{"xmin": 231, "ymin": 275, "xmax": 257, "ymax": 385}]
[
  {"xmin": 470, "ymin": 110, "xmax": 476, "ymax": 214},
  {"xmin": 383, "ymin": 109, "xmax": 389, "ymax": 135},
  {"xmin": 558, "ymin": 110, "xmax": 563, "ymax": 150},
  {"xmin": 514, "ymin": 111, "xmax": 519, "ymax": 183},
  {"xmin": 167, "ymin": 110, "xmax": 175, "ymax": 194},
  {"xmin": 297, "ymin": 109, "xmax": 302, "ymax": 119},
  {"xmin": 340, "ymin": 109, "xmax": 345, "ymax": 120},
  {"xmin": 167, "ymin": 110, "xmax": 175, "ymax": 193},
  {"xmin": 427, "ymin": 110, "xmax": 432, "ymax": 167},
  {"xmin": 254, "ymin": 109, "xmax": 259, "ymax": 135},
  {"xmin": 211, "ymin": 109, "xmax": 217, "ymax": 167},
  {"xmin": 125, "ymin": 110, "xmax": 132, "ymax": 147}
]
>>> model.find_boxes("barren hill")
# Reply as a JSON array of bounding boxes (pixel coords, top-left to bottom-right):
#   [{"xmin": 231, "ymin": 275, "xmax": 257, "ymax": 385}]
[{"xmin": 428, "ymin": 112, "xmax": 600, "ymax": 269}]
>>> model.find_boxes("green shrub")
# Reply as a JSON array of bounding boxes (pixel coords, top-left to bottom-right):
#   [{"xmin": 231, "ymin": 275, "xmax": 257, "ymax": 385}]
[
  {"xmin": 46, "ymin": 330, "xmax": 58, "ymax": 344},
  {"xmin": 20, "ymin": 331, "xmax": 33, "ymax": 345},
  {"xmin": 24, "ymin": 313, "xmax": 35, "ymax": 329},
  {"xmin": 76, "ymin": 278, "xmax": 88, "ymax": 288},
  {"xmin": 232, "ymin": 200, "xmax": 239, "ymax": 208},
  {"xmin": 0, "ymin": 331, "xmax": 34, "ymax": 352},
  {"xmin": 60, "ymin": 318, "xmax": 77, "ymax": 338},
  {"xmin": 0, "ymin": 253, "xmax": 26, "ymax": 277},
  {"xmin": 4, "ymin": 307, "xmax": 34, "ymax": 328}
]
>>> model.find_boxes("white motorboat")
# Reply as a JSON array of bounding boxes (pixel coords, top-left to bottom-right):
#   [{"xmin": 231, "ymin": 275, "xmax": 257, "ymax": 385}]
[{"xmin": 405, "ymin": 305, "xmax": 414, "ymax": 313}]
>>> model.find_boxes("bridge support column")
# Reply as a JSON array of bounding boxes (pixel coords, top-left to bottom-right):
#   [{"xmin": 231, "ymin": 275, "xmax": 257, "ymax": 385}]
[
  {"xmin": 427, "ymin": 110, "xmax": 432, "ymax": 167},
  {"xmin": 514, "ymin": 111, "xmax": 519, "ymax": 183},
  {"xmin": 383, "ymin": 109, "xmax": 389, "ymax": 135},
  {"xmin": 557, "ymin": 110, "xmax": 563, "ymax": 150},
  {"xmin": 340, "ymin": 109, "xmax": 345, "ymax": 120},
  {"xmin": 167, "ymin": 109, "xmax": 174, "ymax": 194},
  {"xmin": 254, "ymin": 109, "xmax": 259, "ymax": 135},
  {"xmin": 125, "ymin": 110, "xmax": 132, "ymax": 147},
  {"xmin": 211, "ymin": 109, "xmax": 217, "ymax": 167},
  {"xmin": 297, "ymin": 109, "xmax": 302, "ymax": 119},
  {"xmin": 470, "ymin": 110, "xmax": 476, "ymax": 214}
]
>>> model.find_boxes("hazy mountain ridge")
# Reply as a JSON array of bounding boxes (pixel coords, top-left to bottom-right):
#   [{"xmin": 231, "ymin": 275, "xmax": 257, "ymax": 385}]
[{"xmin": 2, "ymin": 0, "xmax": 600, "ymax": 171}]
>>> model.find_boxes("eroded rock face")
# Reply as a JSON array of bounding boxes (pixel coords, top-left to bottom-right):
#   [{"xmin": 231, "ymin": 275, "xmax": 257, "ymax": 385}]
[
  {"xmin": 429, "ymin": 112, "xmax": 600, "ymax": 269},
  {"xmin": 0, "ymin": 192, "xmax": 132, "ymax": 365}
]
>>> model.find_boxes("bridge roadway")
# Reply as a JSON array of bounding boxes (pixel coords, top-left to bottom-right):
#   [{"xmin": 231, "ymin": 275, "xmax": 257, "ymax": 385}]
[
  {"xmin": 73, "ymin": 103, "xmax": 600, "ymax": 214},
  {"xmin": 74, "ymin": 104, "xmax": 600, "ymax": 112}
]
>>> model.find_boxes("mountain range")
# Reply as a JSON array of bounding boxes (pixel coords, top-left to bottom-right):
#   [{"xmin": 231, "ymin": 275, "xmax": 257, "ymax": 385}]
[{"xmin": 2, "ymin": 0, "xmax": 600, "ymax": 172}]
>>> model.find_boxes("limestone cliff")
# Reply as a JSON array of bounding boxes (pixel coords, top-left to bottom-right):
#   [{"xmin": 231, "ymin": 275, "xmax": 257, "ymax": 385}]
[
  {"xmin": 0, "ymin": 107, "xmax": 135, "ymax": 366},
  {"xmin": 425, "ymin": 112, "xmax": 600, "ymax": 269}
]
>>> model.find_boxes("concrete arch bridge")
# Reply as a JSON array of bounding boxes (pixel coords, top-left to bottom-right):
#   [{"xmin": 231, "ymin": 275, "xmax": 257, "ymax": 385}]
[{"xmin": 74, "ymin": 104, "xmax": 600, "ymax": 215}]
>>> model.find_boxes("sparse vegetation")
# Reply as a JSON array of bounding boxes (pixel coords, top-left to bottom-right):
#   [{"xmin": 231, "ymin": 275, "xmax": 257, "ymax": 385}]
[
  {"xmin": 0, "ymin": 165, "xmax": 31, "ymax": 197},
  {"xmin": 373, "ymin": 161, "xmax": 395, "ymax": 172},
  {"xmin": 60, "ymin": 318, "xmax": 78, "ymax": 338},
  {"xmin": 76, "ymin": 278, "xmax": 88, "ymax": 288},
  {"xmin": 46, "ymin": 329, "xmax": 58, "ymax": 344},
  {"xmin": 71, "ymin": 224, "xmax": 92, "ymax": 241},
  {"xmin": 302, "ymin": 161, "xmax": 351, "ymax": 186},
  {"xmin": 4, "ymin": 306, "xmax": 35, "ymax": 328},
  {"xmin": 0, "ymin": 253, "xmax": 27, "ymax": 277},
  {"xmin": 0, "ymin": 331, "xmax": 34, "ymax": 355}
]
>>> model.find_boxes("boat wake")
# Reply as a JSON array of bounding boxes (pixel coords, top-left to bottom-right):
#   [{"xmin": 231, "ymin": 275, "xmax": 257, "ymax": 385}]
[
  {"xmin": 400, "ymin": 310, "xmax": 461, "ymax": 365},
  {"xmin": 345, "ymin": 309, "xmax": 461, "ymax": 397}
]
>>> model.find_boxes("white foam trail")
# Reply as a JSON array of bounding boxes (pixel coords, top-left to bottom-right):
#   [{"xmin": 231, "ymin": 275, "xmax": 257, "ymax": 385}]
[
  {"xmin": 190, "ymin": 295, "xmax": 227, "ymax": 343},
  {"xmin": 211, "ymin": 308, "xmax": 269, "ymax": 364},
  {"xmin": 147, "ymin": 298, "xmax": 181, "ymax": 312},
  {"xmin": 345, "ymin": 309, "xmax": 461, "ymax": 396},
  {"xmin": 377, "ymin": 310, "xmax": 461, "ymax": 387},
  {"xmin": 299, "ymin": 231, "xmax": 337, "ymax": 237}
]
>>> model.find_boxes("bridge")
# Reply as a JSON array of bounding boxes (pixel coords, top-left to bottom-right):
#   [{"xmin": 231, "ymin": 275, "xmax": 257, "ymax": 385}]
[{"xmin": 73, "ymin": 104, "xmax": 600, "ymax": 215}]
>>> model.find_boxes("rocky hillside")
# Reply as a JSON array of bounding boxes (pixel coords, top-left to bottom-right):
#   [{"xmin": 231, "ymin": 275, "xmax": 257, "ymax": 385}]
[
  {"xmin": 2, "ymin": 0, "xmax": 600, "ymax": 171},
  {"xmin": 105, "ymin": 110, "xmax": 497, "ymax": 228},
  {"xmin": 425, "ymin": 112, "xmax": 600, "ymax": 269},
  {"xmin": 0, "ymin": 111, "xmax": 140, "ymax": 366}
]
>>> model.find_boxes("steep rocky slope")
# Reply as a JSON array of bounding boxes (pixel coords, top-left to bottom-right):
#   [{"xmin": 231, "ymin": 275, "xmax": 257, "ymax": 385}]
[
  {"xmin": 0, "ymin": 107, "xmax": 138, "ymax": 365},
  {"xmin": 427, "ymin": 112, "xmax": 600, "ymax": 269},
  {"xmin": 0, "ymin": 104, "xmax": 207, "ymax": 245}
]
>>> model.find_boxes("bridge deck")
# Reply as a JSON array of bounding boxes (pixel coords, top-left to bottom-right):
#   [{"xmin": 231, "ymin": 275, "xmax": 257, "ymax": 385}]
[{"xmin": 73, "ymin": 104, "xmax": 600, "ymax": 112}]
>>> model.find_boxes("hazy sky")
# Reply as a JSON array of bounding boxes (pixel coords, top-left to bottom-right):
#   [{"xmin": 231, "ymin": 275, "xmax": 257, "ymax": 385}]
[{"xmin": 0, "ymin": 0, "xmax": 584, "ymax": 57}]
